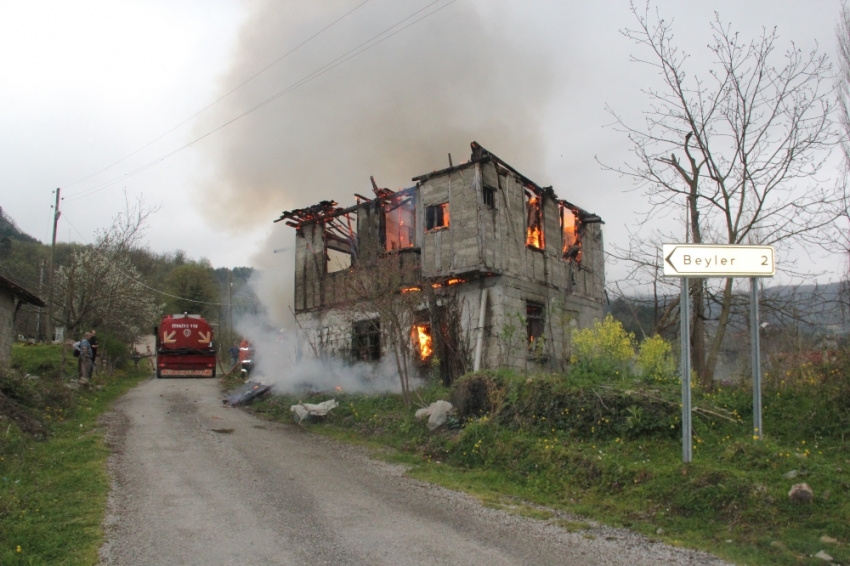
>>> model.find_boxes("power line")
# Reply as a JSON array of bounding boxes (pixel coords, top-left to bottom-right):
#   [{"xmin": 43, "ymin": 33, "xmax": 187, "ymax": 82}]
[
  {"xmin": 62, "ymin": 0, "xmax": 375, "ymax": 194},
  {"xmin": 61, "ymin": 212, "xmax": 257, "ymax": 307},
  {"xmin": 65, "ymin": 0, "xmax": 460, "ymax": 202}
]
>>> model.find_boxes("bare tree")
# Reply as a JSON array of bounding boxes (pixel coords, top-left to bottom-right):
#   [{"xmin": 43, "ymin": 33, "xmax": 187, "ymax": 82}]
[
  {"xmin": 53, "ymin": 199, "xmax": 161, "ymax": 371},
  {"xmin": 836, "ymin": 1, "xmax": 850, "ymax": 318},
  {"xmin": 604, "ymin": 3, "xmax": 841, "ymax": 388},
  {"xmin": 342, "ymin": 255, "xmax": 423, "ymax": 406}
]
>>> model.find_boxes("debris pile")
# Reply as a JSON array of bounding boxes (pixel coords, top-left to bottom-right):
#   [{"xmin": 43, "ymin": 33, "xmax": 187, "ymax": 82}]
[
  {"xmin": 224, "ymin": 381, "xmax": 272, "ymax": 406},
  {"xmin": 415, "ymin": 400, "xmax": 454, "ymax": 431},
  {"xmin": 291, "ymin": 399, "xmax": 339, "ymax": 424}
]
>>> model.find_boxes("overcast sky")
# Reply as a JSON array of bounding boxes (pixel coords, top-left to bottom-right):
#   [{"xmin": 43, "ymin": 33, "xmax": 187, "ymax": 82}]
[{"xmin": 0, "ymin": 0, "xmax": 844, "ymax": 286}]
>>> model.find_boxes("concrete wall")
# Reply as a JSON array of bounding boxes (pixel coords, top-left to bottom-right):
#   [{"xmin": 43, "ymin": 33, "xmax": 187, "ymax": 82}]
[
  {"xmin": 0, "ymin": 288, "xmax": 16, "ymax": 369},
  {"xmin": 289, "ymin": 153, "xmax": 606, "ymax": 374}
]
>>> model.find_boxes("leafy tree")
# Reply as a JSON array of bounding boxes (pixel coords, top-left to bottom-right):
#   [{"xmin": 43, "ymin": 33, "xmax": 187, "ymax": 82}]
[
  {"xmin": 606, "ymin": 3, "xmax": 841, "ymax": 389},
  {"xmin": 52, "ymin": 201, "xmax": 161, "ymax": 345},
  {"xmin": 164, "ymin": 263, "xmax": 220, "ymax": 319}
]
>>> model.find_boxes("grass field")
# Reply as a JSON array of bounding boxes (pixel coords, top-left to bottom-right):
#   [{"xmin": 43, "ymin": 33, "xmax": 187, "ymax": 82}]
[
  {"xmin": 252, "ymin": 366, "xmax": 850, "ymax": 566},
  {"xmin": 0, "ymin": 344, "xmax": 150, "ymax": 565}
]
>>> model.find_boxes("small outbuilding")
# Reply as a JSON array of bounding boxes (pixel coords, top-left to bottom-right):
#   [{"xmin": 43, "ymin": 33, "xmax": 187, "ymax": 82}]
[{"xmin": 0, "ymin": 274, "xmax": 46, "ymax": 369}]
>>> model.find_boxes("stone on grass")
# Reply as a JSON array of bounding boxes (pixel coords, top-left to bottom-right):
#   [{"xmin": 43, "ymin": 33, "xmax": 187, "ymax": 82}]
[
  {"xmin": 820, "ymin": 535, "xmax": 838, "ymax": 544},
  {"xmin": 782, "ymin": 469, "xmax": 798, "ymax": 479},
  {"xmin": 788, "ymin": 483, "xmax": 813, "ymax": 504},
  {"xmin": 814, "ymin": 550, "xmax": 833, "ymax": 561}
]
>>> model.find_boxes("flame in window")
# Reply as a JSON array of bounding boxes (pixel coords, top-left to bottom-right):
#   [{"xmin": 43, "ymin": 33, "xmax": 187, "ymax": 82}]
[
  {"xmin": 525, "ymin": 194, "xmax": 544, "ymax": 249},
  {"xmin": 412, "ymin": 324, "xmax": 433, "ymax": 360},
  {"xmin": 561, "ymin": 205, "xmax": 582, "ymax": 262}
]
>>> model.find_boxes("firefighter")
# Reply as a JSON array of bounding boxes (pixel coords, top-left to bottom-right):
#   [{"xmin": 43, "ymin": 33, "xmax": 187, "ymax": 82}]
[{"xmin": 238, "ymin": 339, "xmax": 254, "ymax": 378}]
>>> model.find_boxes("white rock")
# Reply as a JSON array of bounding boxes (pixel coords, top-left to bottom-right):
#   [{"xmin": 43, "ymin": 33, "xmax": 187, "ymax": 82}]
[{"xmin": 814, "ymin": 550, "xmax": 833, "ymax": 561}]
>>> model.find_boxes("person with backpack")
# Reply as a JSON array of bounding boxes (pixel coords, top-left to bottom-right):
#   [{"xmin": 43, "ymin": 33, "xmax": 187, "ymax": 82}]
[{"xmin": 74, "ymin": 332, "xmax": 94, "ymax": 383}]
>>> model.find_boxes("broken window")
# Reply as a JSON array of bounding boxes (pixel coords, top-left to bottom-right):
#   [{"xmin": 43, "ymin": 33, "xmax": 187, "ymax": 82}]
[
  {"xmin": 411, "ymin": 322, "xmax": 433, "ymax": 361},
  {"xmin": 326, "ymin": 248, "xmax": 352, "ymax": 273},
  {"xmin": 352, "ymin": 319, "xmax": 381, "ymax": 361},
  {"xmin": 526, "ymin": 301, "xmax": 545, "ymax": 348},
  {"xmin": 383, "ymin": 194, "xmax": 415, "ymax": 251},
  {"xmin": 483, "ymin": 185, "xmax": 496, "ymax": 208},
  {"xmin": 524, "ymin": 187, "xmax": 544, "ymax": 249},
  {"xmin": 425, "ymin": 203, "xmax": 450, "ymax": 231},
  {"xmin": 560, "ymin": 204, "xmax": 582, "ymax": 263}
]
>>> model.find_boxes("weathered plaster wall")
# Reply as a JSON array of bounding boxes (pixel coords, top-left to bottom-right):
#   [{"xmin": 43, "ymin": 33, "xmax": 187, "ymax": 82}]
[
  {"xmin": 289, "ymin": 151, "xmax": 605, "ymax": 374},
  {"xmin": 0, "ymin": 289, "xmax": 16, "ymax": 369}
]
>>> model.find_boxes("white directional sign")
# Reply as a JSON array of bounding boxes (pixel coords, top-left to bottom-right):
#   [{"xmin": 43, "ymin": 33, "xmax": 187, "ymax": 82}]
[{"xmin": 662, "ymin": 244, "xmax": 775, "ymax": 278}]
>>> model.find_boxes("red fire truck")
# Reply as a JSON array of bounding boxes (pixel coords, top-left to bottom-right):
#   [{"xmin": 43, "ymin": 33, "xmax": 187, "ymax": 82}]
[{"xmin": 155, "ymin": 314, "xmax": 217, "ymax": 378}]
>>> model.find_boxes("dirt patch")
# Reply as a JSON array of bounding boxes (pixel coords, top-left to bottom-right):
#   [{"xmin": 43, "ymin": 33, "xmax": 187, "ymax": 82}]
[{"xmin": 0, "ymin": 390, "xmax": 45, "ymax": 438}]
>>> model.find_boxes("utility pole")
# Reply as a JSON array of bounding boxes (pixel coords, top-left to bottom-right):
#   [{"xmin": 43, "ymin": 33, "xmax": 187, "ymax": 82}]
[
  {"xmin": 228, "ymin": 268, "xmax": 233, "ymax": 346},
  {"xmin": 45, "ymin": 188, "xmax": 61, "ymax": 343},
  {"xmin": 36, "ymin": 259, "xmax": 45, "ymax": 340}
]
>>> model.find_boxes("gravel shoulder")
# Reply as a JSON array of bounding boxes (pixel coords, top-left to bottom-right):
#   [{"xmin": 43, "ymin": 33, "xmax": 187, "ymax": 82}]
[{"xmin": 99, "ymin": 377, "xmax": 732, "ymax": 565}]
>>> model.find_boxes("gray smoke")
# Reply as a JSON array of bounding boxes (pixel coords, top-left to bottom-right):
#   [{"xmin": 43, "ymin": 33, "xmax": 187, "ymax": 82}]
[
  {"xmin": 235, "ymin": 312, "xmax": 409, "ymax": 394},
  {"xmin": 201, "ymin": 0, "xmax": 557, "ymax": 391},
  {"xmin": 196, "ymin": 0, "xmax": 558, "ymax": 301}
]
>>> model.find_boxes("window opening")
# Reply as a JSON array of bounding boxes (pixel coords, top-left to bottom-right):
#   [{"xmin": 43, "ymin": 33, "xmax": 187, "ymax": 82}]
[
  {"xmin": 526, "ymin": 301, "xmax": 545, "ymax": 348},
  {"xmin": 411, "ymin": 322, "xmax": 433, "ymax": 361},
  {"xmin": 326, "ymin": 248, "xmax": 351, "ymax": 273},
  {"xmin": 560, "ymin": 204, "xmax": 582, "ymax": 263},
  {"xmin": 383, "ymin": 194, "xmax": 415, "ymax": 251},
  {"xmin": 425, "ymin": 203, "xmax": 450, "ymax": 231},
  {"xmin": 352, "ymin": 319, "xmax": 381, "ymax": 361},
  {"xmin": 483, "ymin": 185, "xmax": 496, "ymax": 208},
  {"xmin": 524, "ymin": 187, "xmax": 544, "ymax": 249}
]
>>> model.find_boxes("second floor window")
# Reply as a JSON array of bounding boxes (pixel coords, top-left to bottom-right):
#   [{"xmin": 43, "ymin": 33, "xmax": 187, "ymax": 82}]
[
  {"xmin": 524, "ymin": 187, "xmax": 544, "ymax": 249},
  {"xmin": 560, "ymin": 204, "xmax": 582, "ymax": 263},
  {"xmin": 383, "ymin": 195, "xmax": 415, "ymax": 251},
  {"xmin": 426, "ymin": 203, "xmax": 450, "ymax": 231}
]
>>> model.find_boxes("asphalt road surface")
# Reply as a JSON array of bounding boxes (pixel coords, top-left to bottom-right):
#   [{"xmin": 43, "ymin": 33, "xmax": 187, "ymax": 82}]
[{"xmin": 99, "ymin": 377, "xmax": 730, "ymax": 566}]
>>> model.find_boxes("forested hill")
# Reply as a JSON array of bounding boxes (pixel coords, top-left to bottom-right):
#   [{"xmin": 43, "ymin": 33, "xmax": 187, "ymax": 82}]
[{"xmin": 0, "ymin": 207, "xmax": 39, "ymax": 244}]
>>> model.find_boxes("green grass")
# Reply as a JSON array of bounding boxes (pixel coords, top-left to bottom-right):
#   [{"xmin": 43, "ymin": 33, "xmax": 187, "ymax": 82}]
[
  {"xmin": 250, "ymin": 370, "xmax": 850, "ymax": 566},
  {"xmin": 0, "ymin": 344, "xmax": 150, "ymax": 565}
]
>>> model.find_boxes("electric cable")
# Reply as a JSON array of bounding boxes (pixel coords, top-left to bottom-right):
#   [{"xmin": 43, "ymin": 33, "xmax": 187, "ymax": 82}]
[
  {"xmin": 64, "ymin": 0, "xmax": 459, "ymax": 202},
  {"xmin": 62, "ymin": 0, "xmax": 375, "ymax": 193},
  {"xmin": 61, "ymin": 212, "xmax": 257, "ymax": 307}
]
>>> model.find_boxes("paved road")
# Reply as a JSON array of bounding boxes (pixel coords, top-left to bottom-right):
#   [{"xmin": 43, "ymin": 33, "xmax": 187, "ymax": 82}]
[{"xmin": 99, "ymin": 377, "xmax": 729, "ymax": 566}]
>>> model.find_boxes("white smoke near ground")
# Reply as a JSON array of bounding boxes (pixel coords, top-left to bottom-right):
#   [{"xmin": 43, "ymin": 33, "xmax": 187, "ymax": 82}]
[{"xmin": 235, "ymin": 312, "xmax": 412, "ymax": 394}]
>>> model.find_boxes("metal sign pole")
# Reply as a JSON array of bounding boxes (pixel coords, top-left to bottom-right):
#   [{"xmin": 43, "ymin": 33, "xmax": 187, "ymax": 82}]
[
  {"xmin": 680, "ymin": 278, "xmax": 692, "ymax": 463},
  {"xmin": 750, "ymin": 277, "xmax": 762, "ymax": 440}
]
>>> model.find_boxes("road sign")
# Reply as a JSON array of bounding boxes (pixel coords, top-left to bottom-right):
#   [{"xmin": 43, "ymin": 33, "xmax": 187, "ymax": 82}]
[
  {"xmin": 662, "ymin": 243, "xmax": 775, "ymax": 463},
  {"xmin": 662, "ymin": 244, "xmax": 775, "ymax": 278}
]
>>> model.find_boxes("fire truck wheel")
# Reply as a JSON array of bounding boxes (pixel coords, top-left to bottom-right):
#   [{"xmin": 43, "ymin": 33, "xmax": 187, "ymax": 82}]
[{"xmin": 155, "ymin": 369, "xmax": 162, "ymax": 379}]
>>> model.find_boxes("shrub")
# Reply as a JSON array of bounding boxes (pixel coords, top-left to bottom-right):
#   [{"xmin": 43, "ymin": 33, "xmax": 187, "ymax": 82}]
[
  {"xmin": 636, "ymin": 335, "xmax": 676, "ymax": 384},
  {"xmin": 571, "ymin": 314, "xmax": 635, "ymax": 377}
]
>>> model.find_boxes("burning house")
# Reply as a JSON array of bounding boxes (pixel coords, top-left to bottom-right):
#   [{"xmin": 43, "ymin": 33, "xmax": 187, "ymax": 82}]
[{"xmin": 277, "ymin": 142, "xmax": 604, "ymax": 381}]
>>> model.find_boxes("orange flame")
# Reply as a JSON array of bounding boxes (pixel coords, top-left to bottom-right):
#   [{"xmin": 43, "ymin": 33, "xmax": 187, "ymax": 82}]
[
  {"xmin": 526, "ymin": 226, "xmax": 543, "ymax": 248},
  {"xmin": 401, "ymin": 286, "xmax": 421, "ymax": 293},
  {"xmin": 447, "ymin": 278, "xmax": 464, "ymax": 286},
  {"xmin": 526, "ymin": 196, "xmax": 544, "ymax": 248},
  {"xmin": 412, "ymin": 324, "xmax": 433, "ymax": 360}
]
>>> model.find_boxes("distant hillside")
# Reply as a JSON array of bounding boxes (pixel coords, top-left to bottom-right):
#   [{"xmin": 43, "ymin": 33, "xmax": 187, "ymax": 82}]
[{"xmin": 0, "ymin": 207, "xmax": 39, "ymax": 244}]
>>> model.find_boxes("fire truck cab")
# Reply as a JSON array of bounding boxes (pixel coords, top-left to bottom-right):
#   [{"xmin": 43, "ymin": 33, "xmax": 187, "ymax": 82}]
[{"xmin": 155, "ymin": 314, "xmax": 217, "ymax": 378}]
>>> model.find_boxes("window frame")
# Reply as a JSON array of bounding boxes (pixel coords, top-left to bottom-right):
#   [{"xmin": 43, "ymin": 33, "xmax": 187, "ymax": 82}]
[{"xmin": 425, "ymin": 202, "xmax": 450, "ymax": 232}]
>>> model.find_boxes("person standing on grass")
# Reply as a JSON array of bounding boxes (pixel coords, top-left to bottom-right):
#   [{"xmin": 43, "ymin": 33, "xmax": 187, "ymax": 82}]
[
  {"xmin": 229, "ymin": 342, "xmax": 239, "ymax": 367},
  {"xmin": 89, "ymin": 329, "xmax": 99, "ymax": 374},
  {"xmin": 79, "ymin": 332, "xmax": 94, "ymax": 382}
]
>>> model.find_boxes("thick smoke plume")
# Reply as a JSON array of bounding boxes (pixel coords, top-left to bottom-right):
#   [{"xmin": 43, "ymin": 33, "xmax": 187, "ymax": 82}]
[
  {"xmin": 197, "ymin": 0, "xmax": 558, "ymax": 322},
  {"xmin": 203, "ymin": 0, "xmax": 556, "ymax": 392}
]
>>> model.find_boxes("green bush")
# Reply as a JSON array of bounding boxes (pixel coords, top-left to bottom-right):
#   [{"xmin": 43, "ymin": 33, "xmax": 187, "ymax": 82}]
[
  {"xmin": 571, "ymin": 314, "xmax": 635, "ymax": 377},
  {"xmin": 636, "ymin": 334, "xmax": 677, "ymax": 384}
]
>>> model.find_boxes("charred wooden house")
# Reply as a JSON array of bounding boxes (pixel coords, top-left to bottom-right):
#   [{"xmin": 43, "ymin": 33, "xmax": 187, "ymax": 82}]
[{"xmin": 277, "ymin": 142, "xmax": 605, "ymax": 379}]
